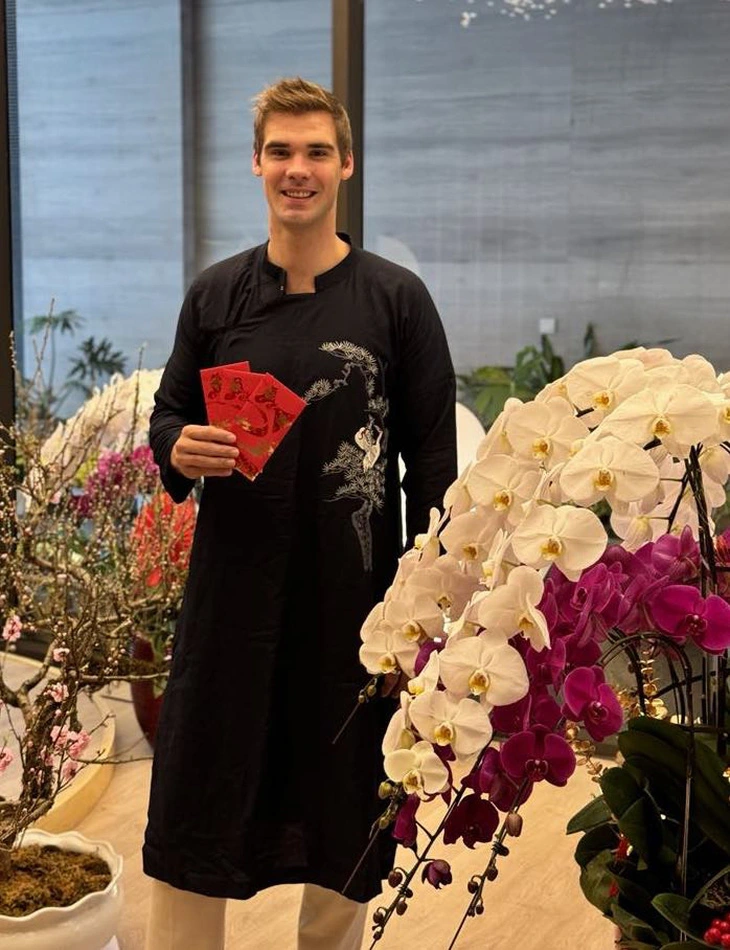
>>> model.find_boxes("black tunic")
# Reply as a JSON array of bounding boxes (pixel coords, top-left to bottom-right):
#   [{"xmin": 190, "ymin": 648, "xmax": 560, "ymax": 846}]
[{"xmin": 142, "ymin": 236, "xmax": 457, "ymax": 903}]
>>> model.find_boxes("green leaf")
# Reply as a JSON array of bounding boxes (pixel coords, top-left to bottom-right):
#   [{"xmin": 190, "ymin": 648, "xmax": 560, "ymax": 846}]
[
  {"xmin": 567, "ymin": 795, "xmax": 612, "ymax": 834},
  {"xmin": 601, "ymin": 767, "xmax": 644, "ymax": 818},
  {"xmin": 652, "ymin": 894, "xmax": 715, "ymax": 944},
  {"xmin": 575, "ymin": 823, "xmax": 618, "ymax": 870},
  {"xmin": 611, "ymin": 903, "xmax": 661, "ymax": 945},
  {"xmin": 689, "ymin": 862, "xmax": 730, "ymax": 911},
  {"xmin": 580, "ymin": 851, "xmax": 616, "ymax": 914},
  {"xmin": 659, "ymin": 943, "xmax": 710, "ymax": 950},
  {"xmin": 651, "ymin": 894, "xmax": 693, "ymax": 934}
]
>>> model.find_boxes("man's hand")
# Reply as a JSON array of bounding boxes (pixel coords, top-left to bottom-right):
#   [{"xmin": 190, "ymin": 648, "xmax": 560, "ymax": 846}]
[{"xmin": 170, "ymin": 425, "xmax": 239, "ymax": 479}]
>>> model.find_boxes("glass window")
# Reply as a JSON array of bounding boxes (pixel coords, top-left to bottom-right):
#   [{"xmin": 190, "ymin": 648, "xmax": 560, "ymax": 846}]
[{"xmin": 364, "ymin": 0, "xmax": 730, "ymax": 376}]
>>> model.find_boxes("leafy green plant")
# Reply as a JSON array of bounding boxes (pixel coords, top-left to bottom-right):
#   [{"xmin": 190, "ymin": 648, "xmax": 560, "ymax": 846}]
[
  {"xmin": 23, "ymin": 307, "xmax": 127, "ymax": 430},
  {"xmin": 568, "ymin": 717, "xmax": 730, "ymax": 949},
  {"xmin": 457, "ymin": 324, "xmax": 598, "ymax": 427}
]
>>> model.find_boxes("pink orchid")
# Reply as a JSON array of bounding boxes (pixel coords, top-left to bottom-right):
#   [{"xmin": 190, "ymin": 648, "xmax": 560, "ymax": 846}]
[
  {"xmin": 501, "ymin": 725, "xmax": 576, "ymax": 787},
  {"xmin": 649, "ymin": 585, "xmax": 730, "ymax": 655},
  {"xmin": 562, "ymin": 666, "xmax": 623, "ymax": 742},
  {"xmin": 443, "ymin": 793, "xmax": 499, "ymax": 849}
]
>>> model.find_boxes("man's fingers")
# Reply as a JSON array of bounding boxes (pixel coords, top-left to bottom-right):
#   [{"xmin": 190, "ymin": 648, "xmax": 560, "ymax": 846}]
[
  {"xmin": 183, "ymin": 424, "xmax": 237, "ymax": 444},
  {"xmin": 180, "ymin": 440, "xmax": 239, "ymax": 459}
]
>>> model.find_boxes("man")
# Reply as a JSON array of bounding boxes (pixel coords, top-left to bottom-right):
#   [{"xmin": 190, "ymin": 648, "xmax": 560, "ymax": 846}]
[{"xmin": 143, "ymin": 77, "xmax": 456, "ymax": 950}]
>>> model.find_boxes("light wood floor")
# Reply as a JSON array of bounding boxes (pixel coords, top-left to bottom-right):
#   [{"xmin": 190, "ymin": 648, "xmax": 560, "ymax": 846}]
[{"xmin": 78, "ymin": 683, "xmax": 615, "ymax": 950}]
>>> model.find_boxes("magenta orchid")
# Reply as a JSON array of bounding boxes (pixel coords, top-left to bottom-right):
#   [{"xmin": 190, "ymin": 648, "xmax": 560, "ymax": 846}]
[
  {"xmin": 562, "ymin": 666, "xmax": 624, "ymax": 741},
  {"xmin": 649, "ymin": 585, "xmax": 730, "ymax": 654},
  {"xmin": 500, "ymin": 725, "xmax": 576, "ymax": 788}
]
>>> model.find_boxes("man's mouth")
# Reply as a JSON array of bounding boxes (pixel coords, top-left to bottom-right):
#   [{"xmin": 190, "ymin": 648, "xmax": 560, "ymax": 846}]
[{"xmin": 282, "ymin": 190, "xmax": 316, "ymax": 200}]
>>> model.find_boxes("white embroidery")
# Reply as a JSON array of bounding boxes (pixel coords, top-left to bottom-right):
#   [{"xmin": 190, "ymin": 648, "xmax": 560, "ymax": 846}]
[{"xmin": 306, "ymin": 341, "xmax": 388, "ymax": 571}]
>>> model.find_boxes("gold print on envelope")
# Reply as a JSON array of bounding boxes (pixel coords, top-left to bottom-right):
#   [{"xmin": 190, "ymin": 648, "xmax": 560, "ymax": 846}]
[{"xmin": 304, "ymin": 341, "xmax": 388, "ymax": 572}]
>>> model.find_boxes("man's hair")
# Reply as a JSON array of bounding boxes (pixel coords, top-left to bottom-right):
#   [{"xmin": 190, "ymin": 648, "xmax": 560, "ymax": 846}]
[{"xmin": 252, "ymin": 77, "xmax": 353, "ymax": 163}]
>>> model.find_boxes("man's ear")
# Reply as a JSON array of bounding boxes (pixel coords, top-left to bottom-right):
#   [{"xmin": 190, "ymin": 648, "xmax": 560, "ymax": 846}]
[
  {"xmin": 341, "ymin": 151, "xmax": 355, "ymax": 182},
  {"xmin": 252, "ymin": 151, "xmax": 262, "ymax": 177}
]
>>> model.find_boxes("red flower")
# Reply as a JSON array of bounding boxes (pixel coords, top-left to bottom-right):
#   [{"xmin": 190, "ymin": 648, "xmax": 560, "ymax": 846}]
[{"xmin": 130, "ymin": 492, "xmax": 196, "ymax": 590}]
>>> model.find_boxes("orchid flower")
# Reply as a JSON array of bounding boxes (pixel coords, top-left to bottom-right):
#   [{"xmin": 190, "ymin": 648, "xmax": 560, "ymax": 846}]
[
  {"xmin": 511, "ymin": 504, "xmax": 607, "ymax": 582},
  {"xmin": 409, "ymin": 690, "xmax": 493, "ymax": 759}
]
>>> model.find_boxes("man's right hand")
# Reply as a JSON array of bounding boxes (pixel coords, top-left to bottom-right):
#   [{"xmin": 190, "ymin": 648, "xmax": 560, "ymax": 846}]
[{"xmin": 170, "ymin": 425, "xmax": 239, "ymax": 479}]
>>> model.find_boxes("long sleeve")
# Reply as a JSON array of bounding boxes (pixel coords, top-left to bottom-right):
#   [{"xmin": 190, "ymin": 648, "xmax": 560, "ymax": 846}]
[
  {"xmin": 396, "ymin": 279, "xmax": 457, "ymax": 548},
  {"xmin": 149, "ymin": 284, "xmax": 207, "ymax": 503}
]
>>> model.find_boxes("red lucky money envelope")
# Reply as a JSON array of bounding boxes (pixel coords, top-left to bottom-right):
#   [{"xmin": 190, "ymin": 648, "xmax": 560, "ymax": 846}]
[{"xmin": 200, "ymin": 363, "xmax": 306, "ymax": 481}]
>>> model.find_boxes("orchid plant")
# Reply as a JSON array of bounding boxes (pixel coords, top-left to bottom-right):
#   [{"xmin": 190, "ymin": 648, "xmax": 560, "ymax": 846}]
[{"xmin": 352, "ymin": 348, "xmax": 730, "ymax": 947}]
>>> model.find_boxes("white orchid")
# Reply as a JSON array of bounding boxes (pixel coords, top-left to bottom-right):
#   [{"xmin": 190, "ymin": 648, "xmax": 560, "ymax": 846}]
[
  {"xmin": 505, "ymin": 398, "xmax": 589, "ymax": 468},
  {"xmin": 601, "ymin": 384, "xmax": 718, "ymax": 458},
  {"xmin": 474, "ymin": 564, "xmax": 550, "ymax": 650},
  {"xmin": 439, "ymin": 507, "xmax": 500, "ymax": 571},
  {"xmin": 407, "ymin": 650, "xmax": 442, "ymax": 697},
  {"xmin": 475, "ymin": 397, "xmax": 524, "ymax": 461},
  {"xmin": 409, "ymin": 690, "xmax": 493, "ymax": 760},
  {"xmin": 384, "ymin": 740, "xmax": 450, "ymax": 797},
  {"xmin": 382, "ymin": 692, "xmax": 417, "ymax": 756},
  {"xmin": 558, "ymin": 435, "xmax": 661, "ymax": 507},
  {"xmin": 511, "ymin": 504, "xmax": 607, "ymax": 582},
  {"xmin": 359, "ymin": 599, "xmax": 423, "ymax": 677},
  {"xmin": 439, "ymin": 635, "xmax": 529, "ymax": 707},
  {"xmin": 466, "ymin": 455, "xmax": 541, "ymax": 526},
  {"xmin": 405, "ymin": 553, "xmax": 480, "ymax": 620},
  {"xmin": 412, "ymin": 507, "xmax": 444, "ymax": 564},
  {"xmin": 443, "ymin": 463, "xmax": 475, "ymax": 519},
  {"xmin": 564, "ymin": 355, "xmax": 645, "ymax": 420}
]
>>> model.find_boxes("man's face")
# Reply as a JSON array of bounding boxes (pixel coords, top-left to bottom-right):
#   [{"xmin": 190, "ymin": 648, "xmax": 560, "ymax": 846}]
[{"xmin": 252, "ymin": 111, "xmax": 354, "ymax": 230}]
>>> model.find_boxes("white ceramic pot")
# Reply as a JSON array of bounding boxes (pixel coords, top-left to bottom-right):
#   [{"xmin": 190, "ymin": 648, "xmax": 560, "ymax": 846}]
[{"xmin": 0, "ymin": 828, "xmax": 123, "ymax": 950}]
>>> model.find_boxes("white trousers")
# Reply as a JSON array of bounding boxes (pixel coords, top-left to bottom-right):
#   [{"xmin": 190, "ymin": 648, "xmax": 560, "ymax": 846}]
[{"xmin": 144, "ymin": 879, "xmax": 369, "ymax": 950}]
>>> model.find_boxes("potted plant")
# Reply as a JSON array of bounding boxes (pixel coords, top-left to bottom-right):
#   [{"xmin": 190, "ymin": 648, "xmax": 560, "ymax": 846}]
[{"xmin": 0, "ymin": 344, "xmax": 182, "ymax": 945}]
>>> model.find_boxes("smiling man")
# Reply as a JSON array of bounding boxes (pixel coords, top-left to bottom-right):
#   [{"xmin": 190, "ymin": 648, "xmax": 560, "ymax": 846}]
[{"xmin": 142, "ymin": 77, "xmax": 457, "ymax": 950}]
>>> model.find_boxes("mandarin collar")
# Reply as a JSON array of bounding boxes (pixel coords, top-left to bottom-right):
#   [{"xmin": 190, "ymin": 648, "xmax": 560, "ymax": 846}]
[{"xmin": 259, "ymin": 232, "xmax": 354, "ymax": 293}]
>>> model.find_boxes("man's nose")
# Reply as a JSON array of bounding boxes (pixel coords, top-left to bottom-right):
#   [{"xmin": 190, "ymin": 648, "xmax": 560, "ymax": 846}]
[{"xmin": 285, "ymin": 153, "xmax": 310, "ymax": 178}]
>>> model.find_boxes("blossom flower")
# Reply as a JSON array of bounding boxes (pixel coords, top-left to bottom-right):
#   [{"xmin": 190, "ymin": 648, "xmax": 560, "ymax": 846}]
[
  {"xmin": 0, "ymin": 748, "xmax": 13, "ymax": 774},
  {"xmin": 384, "ymin": 740, "xmax": 450, "ymax": 798},
  {"xmin": 46, "ymin": 682, "xmax": 69, "ymax": 704},
  {"xmin": 564, "ymin": 355, "xmax": 645, "ymax": 420},
  {"xmin": 409, "ymin": 691, "xmax": 493, "ymax": 759},
  {"xmin": 439, "ymin": 507, "xmax": 501, "ymax": 570},
  {"xmin": 558, "ymin": 436, "xmax": 660, "ymax": 507},
  {"xmin": 130, "ymin": 492, "xmax": 196, "ymax": 590},
  {"xmin": 443, "ymin": 793, "xmax": 499, "ymax": 848},
  {"xmin": 562, "ymin": 667, "xmax": 623, "ymax": 742},
  {"xmin": 393, "ymin": 793, "xmax": 420, "ymax": 848},
  {"xmin": 405, "ymin": 554, "xmax": 480, "ymax": 621},
  {"xmin": 475, "ymin": 565, "xmax": 550, "ymax": 650},
  {"xmin": 61, "ymin": 760, "xmax": 81, "ymax": 783},
  {"xmin": 2, "ymin": 614, "xmax": 22, "ymax": 643},
  {"xmin": 52, "ymin": 647, "xmax": 70, "ymax": 663},
  {"xmin": 601, "ymin": 384, "xmax": 718, "ymax": 458},
  {"xmin": 407, "ymin": 650, "xmax": 442, "ymax": 698},
  {"xmin": 501, "ymin": 725, "xmax": 576, "ymax": 787},
  {"xmin": 505, "ymin": 398, "xmax": 589, "ymax": 468},
  {"xmin": 421, "ymin": 859, "xmax": 453, "ymax": 889},
  {"xmin": 649, "ymin": 585, "xmax": 730, "ymax": 655},
  {"xmin": 438, "ymin": 636, "xmax": 529, "ymax": 706},
  {"xmin": 511, "ymin": 505, "xmax": 607, "ymax": 582},
  {"xmin": 466, "ymin": 455, "xmax": 541, "ymax": 526}
]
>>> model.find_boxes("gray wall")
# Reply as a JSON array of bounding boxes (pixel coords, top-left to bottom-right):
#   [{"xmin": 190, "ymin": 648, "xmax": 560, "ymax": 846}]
[{"xmin": 365, "ymin": 0, "xmax": 730, "ymax": 372}]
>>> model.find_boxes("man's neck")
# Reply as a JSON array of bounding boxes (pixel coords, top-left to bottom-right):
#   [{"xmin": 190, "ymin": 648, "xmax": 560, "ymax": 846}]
[{"xmin": 267, "ymin": 222, "xmax": 350, "ymax": 293}]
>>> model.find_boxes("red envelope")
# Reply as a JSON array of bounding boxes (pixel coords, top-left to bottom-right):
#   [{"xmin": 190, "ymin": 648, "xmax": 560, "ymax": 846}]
[{"xmin": 201, "ymin": 363, "xmax": 305, "ymax": 481}]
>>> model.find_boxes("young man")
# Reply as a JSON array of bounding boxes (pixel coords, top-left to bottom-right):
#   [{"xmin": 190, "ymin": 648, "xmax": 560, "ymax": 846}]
[{"xmin": 143, "ymin": 77, "xmax": 456, "ymax": 950}]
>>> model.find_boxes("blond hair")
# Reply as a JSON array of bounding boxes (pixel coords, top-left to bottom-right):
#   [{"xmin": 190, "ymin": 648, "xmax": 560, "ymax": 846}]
[{"xmin": 252, "ymin": 77, "xmax": 353, "ymax": 164}]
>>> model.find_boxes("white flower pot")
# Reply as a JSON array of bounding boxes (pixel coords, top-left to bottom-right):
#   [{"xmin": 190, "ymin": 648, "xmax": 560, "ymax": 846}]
[{"xmin": 0, "ymin": 829, "xmax": 123, "ymax": 950}]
